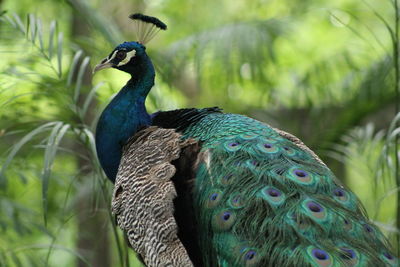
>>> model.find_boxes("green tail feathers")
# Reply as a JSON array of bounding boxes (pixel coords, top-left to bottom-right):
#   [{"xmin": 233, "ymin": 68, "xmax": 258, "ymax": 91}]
[{"xmin": 182, "ymin": 112, "xmax": 397, "ymax": 267}]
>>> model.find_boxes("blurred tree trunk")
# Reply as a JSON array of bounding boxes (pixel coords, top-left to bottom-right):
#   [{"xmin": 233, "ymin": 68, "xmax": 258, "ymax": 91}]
[{"xmin": 71, "ymin": 12, "xmax": 111, "ymax": 267}]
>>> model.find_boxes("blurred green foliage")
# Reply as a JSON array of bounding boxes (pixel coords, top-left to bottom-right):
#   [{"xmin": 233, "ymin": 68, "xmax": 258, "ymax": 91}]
[{"xmin": 0, "ymin": 0, "xmax": 398, "ymax": 266}]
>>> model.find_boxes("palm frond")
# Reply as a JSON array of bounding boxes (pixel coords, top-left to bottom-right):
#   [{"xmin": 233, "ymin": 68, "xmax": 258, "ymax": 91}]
[
  {"xmin": 0, "ymin": 13, "xmax": 63, "ymax": 77},
  {"xmin": 155, "ymin": 19, "xmax": 287, "ymax": 88},
  {"xmin": 67, "ymin": 0, "xmax": 124, "ymax": 46},
  {"xmin": 331, "ymin": 119, "xmax": 399, "ymax": 247}
]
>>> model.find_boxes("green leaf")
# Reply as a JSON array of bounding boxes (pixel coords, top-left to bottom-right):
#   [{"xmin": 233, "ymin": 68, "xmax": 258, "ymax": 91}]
[
  {"xmin": 69, "ymin": 0, "xmax": 123, "ymax": 45},
  {"xmin": 67, "ymin": 50, "xmax": 83, "ymax": 87},
  {"xmin": 57, "ymin": 32, "xmax": 63, "ymax": 77},
  {"xmin": 159, "ymin": 19, "xmax": 286, "ymax": 87},
  {"xmin": 48, "ymin": 20, "xmax": 56, "ymax": 59},
  {"xmin": 0, "ymin": 92, "xmax": 35, "ymax": 108},
  {"xmin": 36, "ymin": 17, "xmax": 44, "ymax": 51},
  {"xmin": 0, "ymin": 122, "xmax": 58, "ymax": 186},
  {"xmin": 3, "ymin": 15, "xmax": 16, "ymax": 27},
  {"xmin": 82, "ymin": 128, "xmax": 97, "ymax": 158},
  {"xmin": 81, "ymin": 82, "xmax": 104, "ymax": 119},
  {"xmin": 73, "ymin": 56, "xmax": 90, "ymax": 103},
  {"xmin": 29, "ymin": 13, "xmax": 37, "ymax": 43},
  {"xmin": 388, "ymin": 112, "xmax": 400, "ymax": 135},
  {"xmin": 11, "ymin": 252, "xmax": 23, "ymax": 267},
  {"xmin": 389, "ymin": 127, "xmax": 400, "ymax": 141},
  {"xmin": 12, "ymin": 13, "xmax": 25, "ymax": 34},
  {"xmin": 8, "ymin": 244, "xmax": 90, "ymax": 266},
  {"xmin": 42, "ymin": 123, "xmax": 70, "ymax": 226}
]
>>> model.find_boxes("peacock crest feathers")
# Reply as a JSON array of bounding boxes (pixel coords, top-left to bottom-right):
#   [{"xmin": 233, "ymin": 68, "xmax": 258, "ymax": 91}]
[{"xmin": 129, "ymin": 13, "xmax": 167, "ymax": 44}]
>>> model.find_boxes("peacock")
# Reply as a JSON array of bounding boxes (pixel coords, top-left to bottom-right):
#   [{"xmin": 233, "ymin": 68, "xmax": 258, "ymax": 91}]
[{"xmin": 93, "ymin": 14, "xmax": 398, "ymax": 267}]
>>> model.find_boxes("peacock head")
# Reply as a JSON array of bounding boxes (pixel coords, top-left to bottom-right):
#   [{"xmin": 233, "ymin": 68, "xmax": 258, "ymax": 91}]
[
  {"xmin": 93, "ymin": 14, "xmax": 166, "ymax": 76},
  {"xmin": 93, "ymin": 41, "xmax": 148, "ymax": 75}
]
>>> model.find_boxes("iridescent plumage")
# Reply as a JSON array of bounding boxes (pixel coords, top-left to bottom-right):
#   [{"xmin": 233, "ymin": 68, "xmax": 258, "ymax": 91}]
[{"xmin": 94, "ymin": 14, "xmax": 398, "ymax": 267}]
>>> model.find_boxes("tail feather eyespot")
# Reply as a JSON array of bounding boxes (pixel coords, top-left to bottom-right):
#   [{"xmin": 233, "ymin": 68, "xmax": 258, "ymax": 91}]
[
  {"xmin": 306, "ymin": 247, "xmax": 333, "ymax": 267},
  {"xmin": 286, "ymin": 167, "xmax": 315, "ymax": 185},
  {"xmin": 302, "ymin": 200, "xmax": 327, "ymax": 221},
  {"xmin": 259, "ymin": 186, "xmax": 286, "ymax": 206},
  {"xmin": 212, "ymin": 210, "xmax": 236, "ymax": 231},
  {"xmin": 206, "ymin": 190, "xmax": 223, "ymax": 208}
]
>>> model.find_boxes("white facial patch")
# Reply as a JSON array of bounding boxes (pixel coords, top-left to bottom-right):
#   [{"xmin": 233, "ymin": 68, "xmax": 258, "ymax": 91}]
[
  {"xmin": 117, "ymin": 50, "xmax": 137, "ymax": 66},
  {"xmin": 108, "ymin": 50, "xmax": 118, "ymax": 61}
]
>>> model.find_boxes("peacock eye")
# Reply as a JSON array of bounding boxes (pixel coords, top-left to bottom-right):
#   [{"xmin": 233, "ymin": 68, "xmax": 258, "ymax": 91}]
[{"xmin": 116, "ymin": 50, "xmax": 127, "ymax": 60}]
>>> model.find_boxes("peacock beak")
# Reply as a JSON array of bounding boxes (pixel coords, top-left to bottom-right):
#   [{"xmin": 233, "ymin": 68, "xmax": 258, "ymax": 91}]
[{"xmin": 93, "ymin": 58, "xmax": 114, "ymax": 74}]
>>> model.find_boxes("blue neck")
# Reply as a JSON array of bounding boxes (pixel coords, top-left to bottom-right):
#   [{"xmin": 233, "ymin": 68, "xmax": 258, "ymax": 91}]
[{"xmin": 95, "ymin": 58, "xmax": 155, "ymax": 182}]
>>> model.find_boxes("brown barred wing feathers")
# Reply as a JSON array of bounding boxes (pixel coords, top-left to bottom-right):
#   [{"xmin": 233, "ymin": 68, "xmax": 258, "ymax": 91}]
[{"xmin": 111, "ymin": 126, "xmax": 195, "ymax": 267}]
